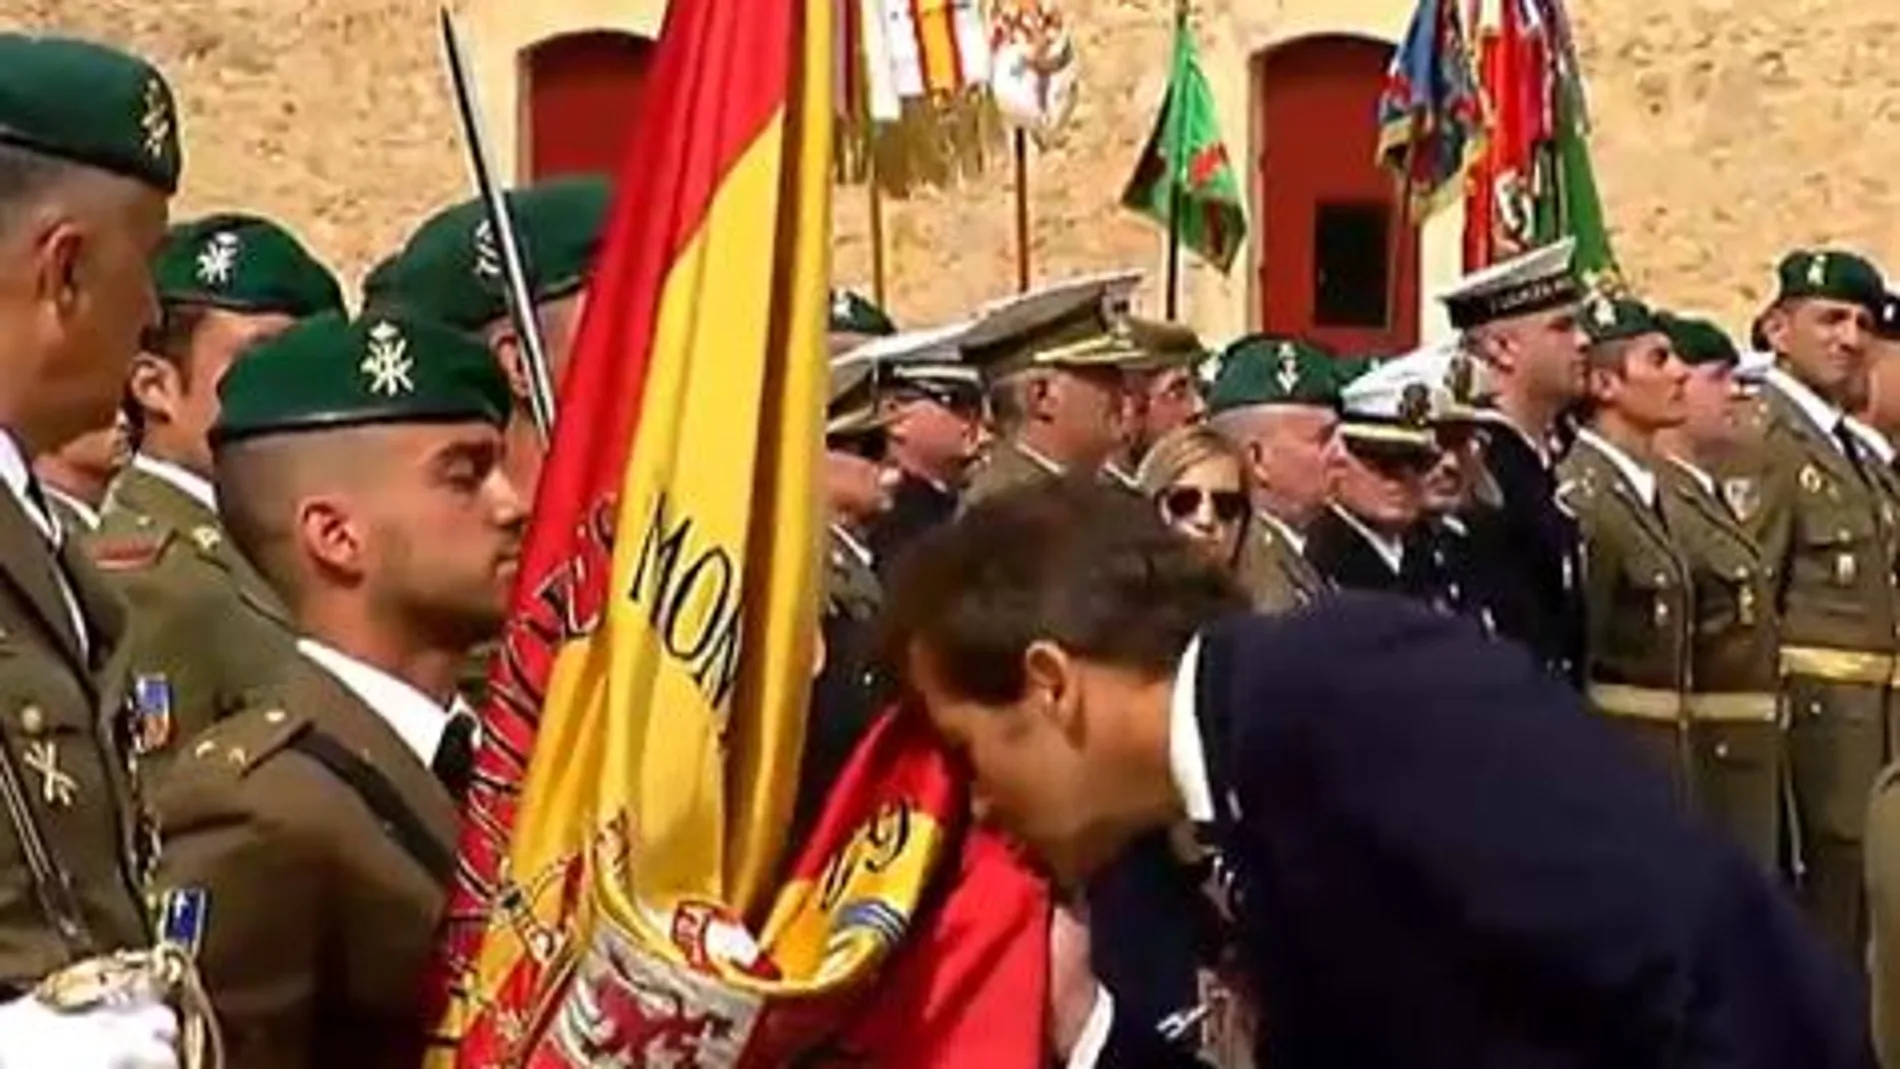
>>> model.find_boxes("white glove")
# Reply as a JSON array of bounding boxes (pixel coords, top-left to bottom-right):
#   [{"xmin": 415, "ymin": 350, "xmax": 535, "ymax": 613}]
[{"xmin": 0, "ymin": 993, "xmax": 178, "ymax": 1069}]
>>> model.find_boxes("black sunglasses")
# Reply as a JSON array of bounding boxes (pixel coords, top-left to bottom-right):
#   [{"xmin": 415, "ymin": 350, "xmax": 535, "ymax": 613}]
[
  {"xmin": 1159, "ymin": 486, "xmax": 1247, "ymax": 524},
  {"xmin": 831, "ymin": 427, "xmax": 889, "ymax": 462}
]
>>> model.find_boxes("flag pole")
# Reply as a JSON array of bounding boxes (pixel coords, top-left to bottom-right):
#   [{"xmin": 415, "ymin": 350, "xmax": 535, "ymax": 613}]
[
  {"xmin": 1013, "ymin": 130, "xmax": 1031, "ymax": 292},
  {"xmin": 1162, "ymin": 0, "xmax": 1188, "ymax": 319},
  {"xmin": 868, "ymin": 135, "xmax": 888, "ymax": 306}
]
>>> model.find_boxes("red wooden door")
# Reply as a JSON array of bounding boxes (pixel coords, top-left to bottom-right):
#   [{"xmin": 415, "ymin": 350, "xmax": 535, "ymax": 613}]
[
  {"xmin": 524, "ymin": 31, "xmax": 654, "ymax": 180},
  {"xmin": 1255, "ymin": 35, "xmax": 1419, "ymax": 357}
]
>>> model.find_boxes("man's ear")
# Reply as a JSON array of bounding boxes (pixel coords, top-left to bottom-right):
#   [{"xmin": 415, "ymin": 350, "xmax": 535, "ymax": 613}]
[
  {"xmin": 1023, "ymin": 639, "xmax": 1082, "ymax": 740},
  {"xmin": 1762, "ymin": 304, "xmax": 1793, "ymax": 356},
  {"xmin": 296, "ymin": 494, "xmax": 364, "ymax": 581},
  {"xmin": 35, "ymin": 220, "xmax": 84, "ymax": 316},
  {"xmin": 487, "ymin": 324, "xmax": 533, "ymax": 405},
  {"xmin": 126, "ymin": 353, "xmax": 184, "ymax": 426}
]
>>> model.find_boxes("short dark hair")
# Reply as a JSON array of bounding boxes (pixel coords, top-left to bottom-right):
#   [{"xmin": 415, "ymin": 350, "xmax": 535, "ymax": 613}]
[
  {"xmin": 137, "ymin": 302, "xmax": 210, "ymax": 377},
  {"xmin": 878, "ymin": 476, "xmax": 1249, "ymax": 705},
  {"xmin": 0, "ymin": 142, "xmax": 80, "ymax": 239}
]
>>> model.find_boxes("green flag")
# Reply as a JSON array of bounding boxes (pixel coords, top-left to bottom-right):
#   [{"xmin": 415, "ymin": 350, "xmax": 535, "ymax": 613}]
[
  {"xmin": 1120, "ymin": 21, "xmax": 1247, "ymax": 275},
  {"xmin": 1534, "ymin": 76, "xmax": 1621, "ymax": 292}
]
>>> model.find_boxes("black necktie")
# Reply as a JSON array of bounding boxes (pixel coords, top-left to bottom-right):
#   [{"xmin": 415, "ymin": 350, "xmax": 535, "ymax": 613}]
[
  {"xmin": 1836, "ymin": 423, "xmax": 1871, "ymax": 482},
  {"xmin": 431, "ymin": 714, "xmax": 476, "ymax": 800},
  {"xmin": 22, "ymin": 476, "xmax": 59, "ymax": 547}
]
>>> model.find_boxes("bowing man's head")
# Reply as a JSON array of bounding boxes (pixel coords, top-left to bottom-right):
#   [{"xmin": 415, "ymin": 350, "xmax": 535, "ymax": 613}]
[{"xmin": 879, "ymin": 476, "xmax": 1249, "ymax": 888}]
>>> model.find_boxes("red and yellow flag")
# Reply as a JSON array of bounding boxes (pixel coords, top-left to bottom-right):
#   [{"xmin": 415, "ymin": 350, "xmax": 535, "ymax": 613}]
[{"xmin": 419, "ymin": 0, "xmax": 1039, "ymax": 1059}]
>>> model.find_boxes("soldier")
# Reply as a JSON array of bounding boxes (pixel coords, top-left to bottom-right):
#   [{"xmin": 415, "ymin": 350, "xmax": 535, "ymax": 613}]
[
  {"xmin": 794, "ymin": 361, "xmax": 899, "ymax": 851},
  {"xmin": 366, "ymin": 175, "xmax": 609, "ymax": 499},
  {"xmin": 1848, "ymin": 292, "xmax": 1900, "ymax": 472},
  {"xmin": 85, "ymin": 213, "xmax": 343, "ymax": 770},
  {"xmin": 1105, "ymin": 317, "xmax": 1207, "ymax": 489},
  {"xmin": 1311, "ymin": 357, "xmax": 1466, "ymax": 612},
  {"xmin": 155, "ymin": 311, "xmax": 521, "ymax": 1067},
  {"xmin": 1743, "ymin": 247, "xmax": 1900, "ymax": 954},
  {"xmin": 1442, "ymin": 238, "xmax": 1589, "ymax": 685},
  {"xmin": 34, "ymin": 408, "xmax": 134, "ymax": 532},
  {"xmin": 842, "ymin": 323, "xmax": 985, "ymax": 572},
  {"xmin": 0, "ymin": 32, "xmax": 189, "ymax": 1067},
  {"xmin": 960, "ymin": 272, "xmax": 1147, "ymax": 505},
  {"xmin": 1202, "ymin": 336, "xmax": 1339, "ymax": 613},
  {"xmin": 1651, "ymin": 311, "xmax": 1784, "ymax": 871},
  {"xmin": 1556, "ymin": 296, "xmax": 1699, "ymax": 797}
]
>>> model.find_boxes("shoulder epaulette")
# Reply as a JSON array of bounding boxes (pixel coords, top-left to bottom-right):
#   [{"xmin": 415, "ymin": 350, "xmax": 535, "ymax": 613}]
[
  {"xmin": 182, "ymin": 704, "xmax": 312, "ymax": 778},
  {"xmin": 85, "ymin": 529, "xmax": 175, "ymax": 572}
]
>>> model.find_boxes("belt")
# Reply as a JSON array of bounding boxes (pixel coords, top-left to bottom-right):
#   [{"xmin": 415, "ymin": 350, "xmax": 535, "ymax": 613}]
[
  {"xmin": 1586, "ymin": 683, "xmax": 1683, "ymax": 723},
  {"xmin": 1683, "ymin": 692, "xmax": 1780, "ymax": 723},
  {"xmin": 1778, "ymin": 645, "xmax": 1898, "ymax": 687}
]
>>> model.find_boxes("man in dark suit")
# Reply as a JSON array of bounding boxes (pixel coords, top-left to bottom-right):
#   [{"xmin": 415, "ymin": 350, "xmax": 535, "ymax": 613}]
[{"xmin": 881, "ymin": 478, "xmax": 1871, "ymax": 1069}]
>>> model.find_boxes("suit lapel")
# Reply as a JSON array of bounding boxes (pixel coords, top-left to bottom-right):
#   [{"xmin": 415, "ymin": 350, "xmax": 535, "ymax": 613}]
[
  {"xmin": 289, "ymin": 655, "xmax": 459, "ymax": 852},
  {"xmin": 60, "ymin": 542, "xmax": 123, "ymax": 673},
  {"xmin": 0, "ymin": 489, "xmax": 87, "ymax": 672},
  {"xmin": 1764, "ymin": 385, "xmax": 1862, "ymax": 490}
]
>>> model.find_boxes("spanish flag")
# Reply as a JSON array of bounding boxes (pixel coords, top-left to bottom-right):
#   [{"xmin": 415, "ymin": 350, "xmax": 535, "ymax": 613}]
[{"xmin": 421, "ymin": 0, "xmax": 1044, "ymax": 1058}]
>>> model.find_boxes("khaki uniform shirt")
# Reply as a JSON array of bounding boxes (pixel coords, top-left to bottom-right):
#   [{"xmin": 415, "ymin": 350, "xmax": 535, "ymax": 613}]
[
  {"xmin": 961, "ymin": 438, "xmax": 1064, "ymax": 509},
  {"xmin": 85, "ymin": 459, "xmax": 298, "ymax": 771},
  {"xmin": 0, "ymin": 436, "xmax": 149, "ymax": 988},
  {"xmin": 156, "ymin": 643, "xmax": 458, "ymax": 1069},
  {"xmin": 1233, "ymin": 510, "xmax": 1327, "ymax": 616}
]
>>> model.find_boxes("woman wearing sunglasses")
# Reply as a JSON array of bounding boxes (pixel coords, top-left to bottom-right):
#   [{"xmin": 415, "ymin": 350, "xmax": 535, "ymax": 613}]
[{"xmin": 1136, "ymin": 424, "xmax": 1252, "ymax": 569}]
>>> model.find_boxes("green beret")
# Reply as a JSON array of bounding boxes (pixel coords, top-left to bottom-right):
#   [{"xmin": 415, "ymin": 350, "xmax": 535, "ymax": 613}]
[
  {"xmin": 1775, "ymin": 249, "xmax": 1885, "ymax": 313},
  {"xmin": 153, "ymin": 214, "xmax": 342, "ymax": 317},
  {"xmin": 830, "ymin": 289, "xmax": 895, "ymax": 337},
  {"xmin": 0, "ymin": 34, "xmax": 181, "ymax": 194},
  {"xmin": 366, "ymin": 175, "xmax": 612, "ymax": 332},
  {"xmin": 211, "ymin": 312, "xmax": 512, "ymax": 448},
  {"xmin": 1657, "ymin": 311, "xmax": 1739, "ymax": 367},
  {"xmin": 1204, "ymin": 334, "xmax": 1339, "ymax": 414},
  {"xmin": 1581, "ymin": 293, "xmax": 1664, "ymax": 345}
]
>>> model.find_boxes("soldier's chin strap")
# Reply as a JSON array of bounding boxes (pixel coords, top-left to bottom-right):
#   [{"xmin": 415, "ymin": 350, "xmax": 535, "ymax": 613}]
[{"xmin": 32, "ymin": 941, "xmax": 224, "ymax": 1069}]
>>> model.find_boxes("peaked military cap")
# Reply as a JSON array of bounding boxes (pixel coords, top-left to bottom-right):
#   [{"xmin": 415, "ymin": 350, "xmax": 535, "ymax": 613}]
[
  {"xmin": 365, "ymin": 175, "xmax": 611, "ymax": 331},
  {"xmin": 1343, "ymin": 340, "xmax": 1484, "ymax": 426},
  {"xmin": 1122, "ymin": 316, "xmax": 1206, "ymax": 374},
  {"xmin": 1204, "ymin": 334, "xmax": 1339, "ymax": 414},
  {"xmin": 830, "ymin": 289, "xmax": 897, "ymax": 338},
  {"xmin": 211, "ymin": 312, "xmax": 512, "ymax": 448},
  {"xmin": 0, "ymin": 34, "xmax": 181, "ymax": 193},
  {"xmin": 1580, "ymin": 293, "xmax": 1664, "ymax": 345},
  {"xmin": 1774, "ymin": 249, "xmax": 1885, "ymax": 313},
  {"xmin": 153, "ymin": 214, "xmax": 343, "ymax": 317},
  {"xmin": 840, "ymin": 321, "xmax": 983, "ymax": 404},
  {"xmin": 1440, "ymin": 238, "xmax": 1580, "ymax": 330},
  {"xmin": 1657, "ymin": 311, "xmax": 1740, "ymax": 367},
  {"xmin": 1336, "ymin": 356, "xmax": 1440, "ymax": 454},
  {"xmin": 827, "ymin": 359, "xmax": 892, "ymax": 441},
  {"xmin": 960, "ymin": 270, "xmax": 1149, "ymax": 378}
]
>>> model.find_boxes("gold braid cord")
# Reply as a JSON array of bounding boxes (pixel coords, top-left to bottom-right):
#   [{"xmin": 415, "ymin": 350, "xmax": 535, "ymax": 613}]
[{"xmin": 32, "ymin": 942, "xmax": 225, "ymax": 1069}]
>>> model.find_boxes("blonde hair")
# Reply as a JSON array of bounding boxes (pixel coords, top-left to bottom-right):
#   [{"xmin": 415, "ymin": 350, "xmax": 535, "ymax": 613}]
[{"xmin": 1135, "ymin": 423, "xmax": 1249, "ymax": 498}]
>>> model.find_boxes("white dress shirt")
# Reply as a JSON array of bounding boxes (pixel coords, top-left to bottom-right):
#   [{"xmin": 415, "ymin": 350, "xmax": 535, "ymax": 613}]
[
  {"xmin": 1331, "ymin": 505, "xmax": 1405, "ymax": 574},
  {"xmin": 41, "ymin": 485, "xmax": 101, "ymax": 531},
  {"xmin": 1844, "ymin": 416, "xmax": 1897, "ymax": 467},
  {"xmin": 1575, "ymin": 428, "xmax": 1658, "ymax": 508},
  {"xmin": 1667, "ymin": 455, "xmax": 1719, "ymax": 500},
  {"xmin": 0, "ymin": 430, "xmax": 88, "ymax": 654},
  {"xmin": 1765, "ymin": 366, "xmax": 1851, "ymax": 453},
  {"xmin": 131, "ymin": 452, "xmax": 217, "ymax": 513},
  {"xmin": 296, "ymin": 638, "xmax": 465, "ymax": 765}
]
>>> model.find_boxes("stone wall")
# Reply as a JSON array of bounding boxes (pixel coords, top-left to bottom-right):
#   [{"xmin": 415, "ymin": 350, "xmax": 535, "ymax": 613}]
[{"xmin": 8, "ymin": 0, "xmax": 1900, "ymax": 340}]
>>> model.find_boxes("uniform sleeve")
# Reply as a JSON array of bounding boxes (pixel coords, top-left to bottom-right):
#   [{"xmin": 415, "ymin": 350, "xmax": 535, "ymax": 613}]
[
  {"xmin": 1226, "ymin": 600, "xmax": 1812, "ymax": 1063},
  {"xmin": 1868, "ymin": 780, "xmax": 1900, "ymax": 1069},
  {"xmin": 156, "ymin": 760, "xmax": 324, "ymax": 1069},
  {"xmin": 1737, "ymin": 448, "xmax": 1795, "ymax": 605}
]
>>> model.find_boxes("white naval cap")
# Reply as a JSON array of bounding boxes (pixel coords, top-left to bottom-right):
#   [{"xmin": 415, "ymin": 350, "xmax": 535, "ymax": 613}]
[
  {"xmin": 1438, "ymin": 238, "xmax": 1582, "ymax": 331},
  {"xmin": 837, "ymin": 320, "xmax": 983, "ymax": 392}
]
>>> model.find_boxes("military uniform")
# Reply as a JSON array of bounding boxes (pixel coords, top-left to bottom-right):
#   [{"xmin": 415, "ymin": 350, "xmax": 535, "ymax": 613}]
[
  {"xmin": 1202, "ymin": 336, "xmax": 1345, "ymax": 617},
  {"xmin": 1559, "ymin": 430, "xmax": 1696, "ymax": 794},
  {"xmin": 1867, "ymin": 763, "xmax": 1900, "ymax": 1067},
  {"xmin": 795, "ymin": 524, "xmax": 885, "ymax": 854},
  {"xmin": 1740, "ymin": 248, "xmax": 1900, "ymax": 953},
  {"xmin": 41, "ymin": 488, "xmax": 100, "ymax": 536},
  {"xmin": 156, "ymin": 643, "xmax": 458, "ymax": 1069},
  {"xmin": 153, "ymin": 312, "xmax": 510, "ymax": 1067},
  {"xmin": 958, "ymin": 272, "xmax": 1152, "ymax": 509},
  {"xmin": 1233, "ymin": 511, "xmax": 1326, "ymax": 615},
  {"xmin": 0, "ymin": 34, "xmax": 184, "ymax": 996},
  {"xmin": 85, "ymin": 463, "xmax": 297, "ymax": 774}
]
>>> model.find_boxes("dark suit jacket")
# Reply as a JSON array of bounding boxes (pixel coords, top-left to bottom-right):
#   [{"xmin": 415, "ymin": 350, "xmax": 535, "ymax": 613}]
[
  {"xmin": 1192, "ymin": 596, "xmax": 1871, "ymax": 1069},
  {"xmin": 1306, "ymin": 508, "xmax": 1454, "ymax": 609},
  {"xmin": 1461, "ymin": 424, "xmax": 1586, "ymax": 686},
  {"xmin": 866, "ymin": 471, "xmax": 957, "ymax": 580}
]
